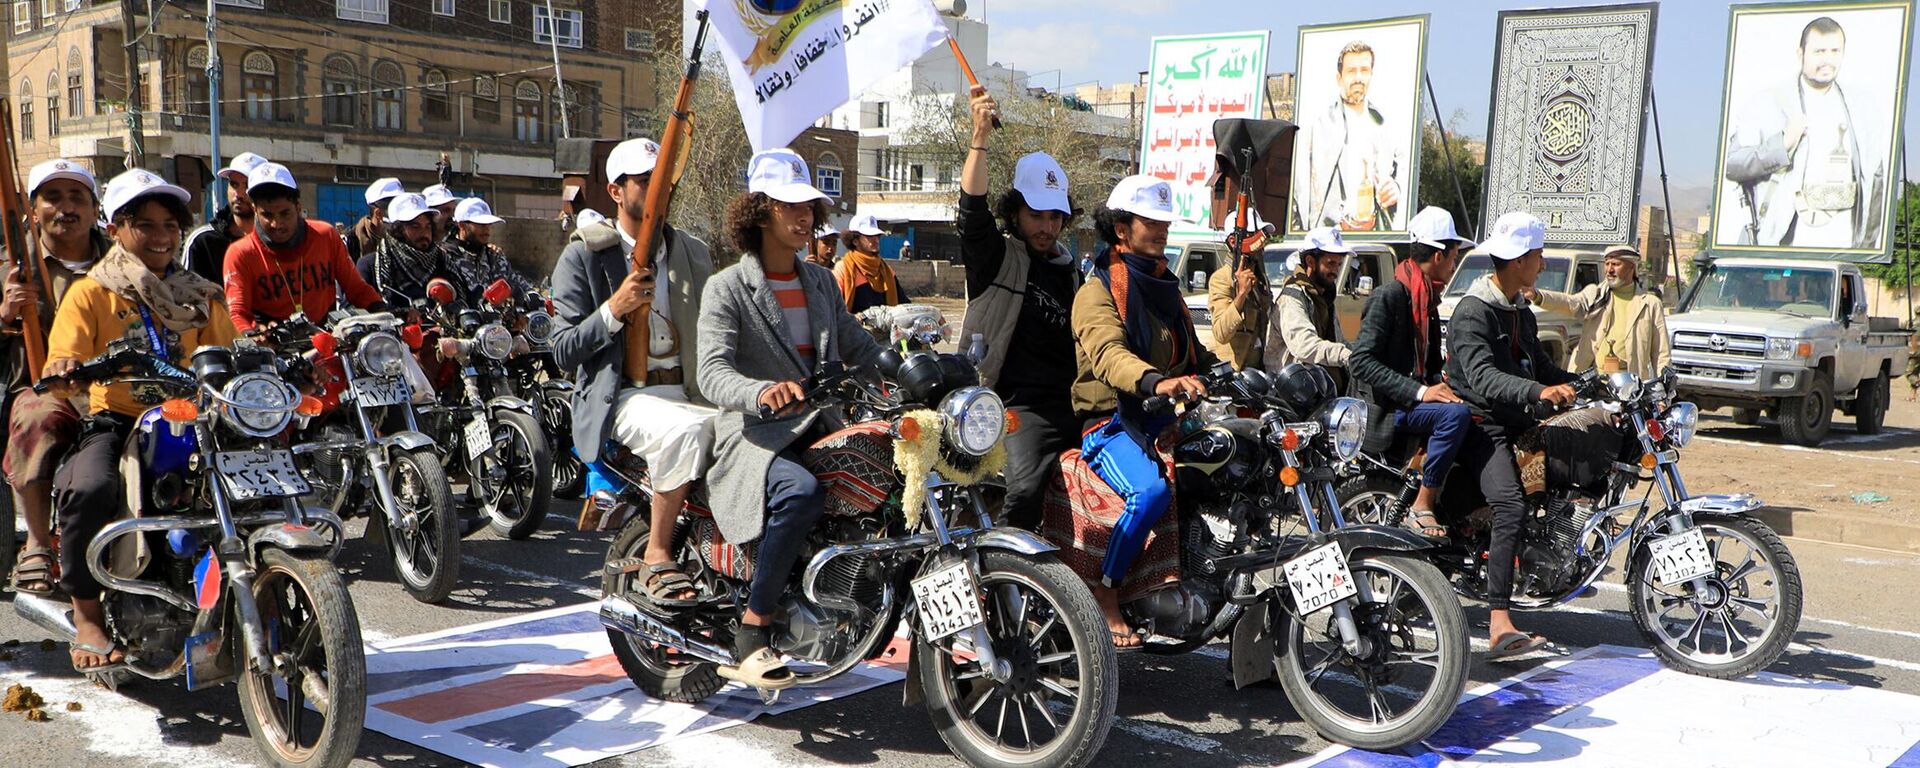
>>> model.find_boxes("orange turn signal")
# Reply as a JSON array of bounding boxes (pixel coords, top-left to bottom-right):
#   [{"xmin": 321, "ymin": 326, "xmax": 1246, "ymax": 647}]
[
  {"xmin": 1005, "ymin": 409, "xmax": 1021, "ymax": 434},
  {"xmin": 1639, "ymin": 453, "xmax": 1658, "ymax": 470},
  {"xmin": 1280, "ymin": 428, "xmax": 1301, "ymax": 452},
  {"xmin": 296, "ymin": 395, "xmax": 324, "ymax": 417},
  {"xmin": 897, "ymin": 416, "xmax": 922, "ymax": 441},
  {"xmin": 160, "ymin": 399, "xmax": 199, "ymax": 424},
  {"xmin": 1279, "ymin": 466, "xmax": 1300, "ymax": 487}
]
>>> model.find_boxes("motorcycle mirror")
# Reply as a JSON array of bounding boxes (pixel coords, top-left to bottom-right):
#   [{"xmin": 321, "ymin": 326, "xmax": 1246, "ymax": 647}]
[
  {"xmin": 484, "ymin": 279, "xmax": 514, "ymax": 306},
  {"xmin": 311, "ymin": 331, "xmax": 338, "ymax": 358},
  {"xmin": 427, "ymin": 278, "xmax": 458, "ymax": 305},
  {"xmin": 401, "ymin": 324, "xmax": 426, "ymax": 350}
]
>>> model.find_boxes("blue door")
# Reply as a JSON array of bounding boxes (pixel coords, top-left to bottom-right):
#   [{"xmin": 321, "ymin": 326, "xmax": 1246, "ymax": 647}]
[{"xmin": 314, "ymin": 184, "xmax": 364, "ymax": 230}]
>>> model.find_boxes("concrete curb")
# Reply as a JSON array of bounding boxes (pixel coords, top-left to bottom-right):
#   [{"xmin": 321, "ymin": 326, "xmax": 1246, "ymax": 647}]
[{"xmin": 1752, "ymin": 507, "xmax": 1920, "ymax": 555}]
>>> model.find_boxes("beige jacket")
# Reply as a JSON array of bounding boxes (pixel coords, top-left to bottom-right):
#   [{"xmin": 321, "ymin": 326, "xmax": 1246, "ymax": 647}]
[
  {"xmin": 1206, "ymin": 263, "xmax": 1270, "ymax": 370},
  {"xmin": 1264, "ymin": 277, "xmax": 1350, "ymax": 372},
  {"xmin": 1536, "ymin": 283, "xmax": 1672, "ymax": 379},
  {"xmin": 1071, "ymin": 277, "xmax": 1218, "ymax": 417}
]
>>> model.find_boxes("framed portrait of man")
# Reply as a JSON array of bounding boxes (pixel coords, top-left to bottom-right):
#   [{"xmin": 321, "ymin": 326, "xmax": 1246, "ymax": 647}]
[
  {"xmin": 1710, "ymin": 0, "xmax": 1914, "ymax": 262},
  {"xmin": 1289, "ymin": 15, "xmax": 1429, "ymax": 239}
]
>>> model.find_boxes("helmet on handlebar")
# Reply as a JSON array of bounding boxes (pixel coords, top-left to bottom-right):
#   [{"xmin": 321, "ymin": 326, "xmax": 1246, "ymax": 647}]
[{"xmin": 1270, "ymin": 363, "xmax": 1336, "ymax": 417}]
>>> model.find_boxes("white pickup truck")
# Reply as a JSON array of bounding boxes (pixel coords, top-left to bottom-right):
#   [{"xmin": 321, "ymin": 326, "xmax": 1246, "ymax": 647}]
[
  {"xmin": 1667, "ymin": 257, "xmax": 1907, "ymax": 446},
  {"xmin": 1176, "ymin": 238, "xmax": 1398, "ymax": 354}
]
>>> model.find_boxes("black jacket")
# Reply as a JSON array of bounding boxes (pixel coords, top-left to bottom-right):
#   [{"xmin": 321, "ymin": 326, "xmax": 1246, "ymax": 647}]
[
  {"xmin": 1443, "ymin": 284, "xmax": 1573, "ymax": 438},
  {"xmin": 183, "ymin": 206, "xmax": 243, "ymax": 286},
  {"xmin": 1350, "ymin": 279, "xmax": 1443, "ymax": 448}
]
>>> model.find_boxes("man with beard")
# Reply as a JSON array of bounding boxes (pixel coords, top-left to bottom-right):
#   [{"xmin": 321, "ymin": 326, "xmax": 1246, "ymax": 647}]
[
  {"xmin": 224, "ymin": 163, "xmax": 389, "ymax": 335},
  {"xmin": 423, "ymin": 184, "xmax": 461, "ymax": 243},
  {"xmin": 345, "ymin": 176, "xmax": 403, "ymax": 263},
  {"xmin": 359, "ymin": 193, "xmax": 459, "ymax": 304},
  {"xmin": 0, "ymin": 160, "xmax": 111, "ymax": 598},
  {"xmin": 440, "ymin": 197, "xmax": 535, "ymax": 303},
  {"xmin": 1205, "ymin": 208, "xmax": 1276, "ymax": 370},
  {"xmin": 1266, "ymin": 226, "xmax": 1354, "ymax": 385},
  {"xmin": 833, "ymin": 213, "xmax": 908, "ymax": 313},
  {"xmin": 1295, "ymin": 41, "xmax": 1406, "ymax": 232},
  {"xmin": 1531, "ymin": 245, "xmax": 1671, "ymax": 379},
  {"xmin": 956, "ymin": 85, "xmax": 1081, "ymax": 530},
  {"xmin": 181, "ymin": 152, "xmax": 268, "ymax": 285}
]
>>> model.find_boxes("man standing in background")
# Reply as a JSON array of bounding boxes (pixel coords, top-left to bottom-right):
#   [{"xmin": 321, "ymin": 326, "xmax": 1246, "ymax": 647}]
[{"xmin": 181, "ymin": 152, "xmax": 268, "ymax": 284}]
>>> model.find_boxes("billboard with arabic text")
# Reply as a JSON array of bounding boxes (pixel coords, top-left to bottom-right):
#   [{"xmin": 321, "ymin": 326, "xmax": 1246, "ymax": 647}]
[{"xmin": 1138, "ymin": 31, "xmax": 1271, "ymax": 234}]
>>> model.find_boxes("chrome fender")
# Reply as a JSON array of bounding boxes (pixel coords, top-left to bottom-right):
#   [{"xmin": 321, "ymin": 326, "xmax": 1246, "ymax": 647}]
[
  {"xmin": 247, "ymin": 519, "xmax": 335, "ymax": 557},
  {"xmin": 486, "ymin": 395, "xmax": 538, "ymax": 415},
  {"xmin": 958, "ymin": 527, "xmax": 1057, "ymax": 556},
  {"xmin": 375, "ymin": 430, "xmax": 436, "ymax": 454}
]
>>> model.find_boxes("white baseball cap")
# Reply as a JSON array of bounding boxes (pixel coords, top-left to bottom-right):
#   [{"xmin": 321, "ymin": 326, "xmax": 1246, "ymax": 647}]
[
  {"xmin": 1409, "ymin": 206, "xmax": 1475, "ymax": 250},
  {"xmin": 574, "ymin": 208, "xmax": 607, "ymax": 230},
  {"xmin": 1484, "ymin": 211, "xmax": 1546, "ymax": 260},
  {"xmin": 846, "ymin": 213, "xmax": 885, "ymax": 237},
  {"xmin": 102, "ymin": 169, "xmax": 191, "ymax": 221},
  {"xmin": 1103, "ymin": 174, "xmax": 1177, "ymax": 222},
  {"xmin": 246, "ymin": 162, "xmax": 298, "ymax": 194},
  {"xmin": 387, "ymin": 193, "xmax": 432, "ymax": 224},
  {"xmin": 1302, "ymin": 226, "xmax": 1355, "ymax": 255},
  {"xmin": 606, "ymin": 138, "xmax": 660, "ymax": 181},
  {"xmin": 26, "ymin": 158, "xmax": 97, "ymax": 198},
  {"xmin": 1012, "ymin": 152, "xmax": 1070, "ymax": 214},
  {"xmin": 746, "ymin": 149, "xmax": 827, "ymax": 204},
  {"xmin": 814, "ymin": 222, "xmax": 839, "ymax": 237},
  {"xmin": 364, "ymin": 177, "xmax": 404, "ymax": 207},
  {"xmin": 454, "ymin": 197, "xmax": 505, "ymax": 225},
  {"xmin": 219, "ymin": 152, "xmax": 268, "ymax": 183},
  {"xmin": 422, "ymin": 184, "xmax": 458, "ymax": 208}
]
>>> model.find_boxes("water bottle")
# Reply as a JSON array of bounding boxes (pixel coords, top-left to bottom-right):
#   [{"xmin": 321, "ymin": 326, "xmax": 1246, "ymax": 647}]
[{"xmin": 965, "ymin": 333, "xmax": 987, "ymax": 365}]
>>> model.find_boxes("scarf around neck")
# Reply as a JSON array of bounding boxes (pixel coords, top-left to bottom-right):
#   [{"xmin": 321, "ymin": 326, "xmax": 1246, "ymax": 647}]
[
  {"xmin": 1093, "ymin": 244, "xmax": 1195, "ymax": 381},
  {"xmin": 375, "ymin": 235, "xmax": 446, "ymax": 298},
  {"xmin": 1394, "ymin": 258, "xmax": 1439, "ymax": 378},
  {"xmin": 835, "ymin": 248, "xmax": 899, "ymax": 309},
  {"xmin": 90, "ymin": 244, "xmax": 221, "ymax": 332}
]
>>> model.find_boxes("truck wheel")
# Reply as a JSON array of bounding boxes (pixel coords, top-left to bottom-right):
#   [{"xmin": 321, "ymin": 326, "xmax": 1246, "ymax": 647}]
[
  {"xmin": 1777, "ymin": 373, "xmax": 1833, "ymax": 447},
  {"xmin": 1854, "ymin": 372, "xmax": 1889, "ymax": 435}
]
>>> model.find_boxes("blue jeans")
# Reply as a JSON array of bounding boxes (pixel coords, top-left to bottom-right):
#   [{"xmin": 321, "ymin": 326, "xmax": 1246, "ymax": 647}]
[
  {"xmin": 1394, "ymin": 402, "xmax": 1474, "ymax": 490},
  {"xmin": 1082, "ymin": 417, "xmax": 1172, "ymax": 587},
  {"xmin": 747, "ymin": 450, "xmax": 825, "ymax": 617}
]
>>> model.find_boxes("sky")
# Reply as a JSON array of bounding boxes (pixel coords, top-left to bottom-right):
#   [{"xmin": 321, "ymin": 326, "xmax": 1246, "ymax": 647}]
[{"xmin": 979, "ymin": 0, "xmax": 1920, "ymax": 197}]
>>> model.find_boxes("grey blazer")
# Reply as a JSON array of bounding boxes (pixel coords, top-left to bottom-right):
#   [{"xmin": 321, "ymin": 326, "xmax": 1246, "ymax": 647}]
[
  {"xmin": 697, "ymin": 254, "xmax": 886, "ymax": 544},
  {"xmin": 549, "ymin": 221, "xmax": 713, "ymax": 463}
]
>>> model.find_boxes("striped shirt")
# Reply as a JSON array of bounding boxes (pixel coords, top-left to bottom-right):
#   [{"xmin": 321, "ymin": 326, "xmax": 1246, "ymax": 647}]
[{"xmin": 765, "ymin": 270, "xmax": 815, "ymax": 369}]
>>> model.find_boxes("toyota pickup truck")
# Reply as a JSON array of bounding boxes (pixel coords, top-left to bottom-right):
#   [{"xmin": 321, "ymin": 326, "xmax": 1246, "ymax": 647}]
[
  {"xmin": 1667, "ymin": 257, "xmax": 1907, "ymax": 446},
  {"xmin": 1176, "ymin": 238, "xmax": 1399, "ymax": 355}
]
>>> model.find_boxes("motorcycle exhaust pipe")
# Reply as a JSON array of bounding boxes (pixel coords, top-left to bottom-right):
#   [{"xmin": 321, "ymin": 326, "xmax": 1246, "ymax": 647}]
[
  {"xmin": 599, "ymin": 593, "xmax": 737, "ymax": 667},
  {"xmin": 14, "ymin": 593, "xmax": 78, "ymax": 641}
]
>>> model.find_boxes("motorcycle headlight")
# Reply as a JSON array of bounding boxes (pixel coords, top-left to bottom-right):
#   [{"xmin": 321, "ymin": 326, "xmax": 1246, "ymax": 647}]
[
  {"xmin": 939, "ymin": 387, "xmax": 1005, "ymax": 457},
  {"xmin": 357, "ymin": 331, "xmax": 407, "ymax": 376},
  {"xmin": 1317, "ymin": 397, "xmax": 1368, "ymax": 462},
  {"xmin": 523, "ymin": 311, "xmax": 554, "ymax": 345},
  {"xmin": 1662, "ymin": 400, "xmax": 1700, "ymax": 447},
  {"xmin": 475, "ymin": 323, "xmax": 514, "ymax": 360},
  {"xmin": 1766, "ymin": 338, "xmax": 1813, "ymax": 360},
  {"xmin": 220, "ymin": 372, "xmax": 298, "ymax": 437}
]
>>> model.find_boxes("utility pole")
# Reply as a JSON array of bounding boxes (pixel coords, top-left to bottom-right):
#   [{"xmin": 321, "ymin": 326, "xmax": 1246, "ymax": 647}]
[
  {"xmin": 206, "ymin": 0, "xmax": 224, "ymax": 218},
  {"xmin": 542, "ymin": 0, "xmax": 571, "ymax": 139},
  {"xmin": 118, "ymin": 0, "xmax": 147, "ymax": 169}
]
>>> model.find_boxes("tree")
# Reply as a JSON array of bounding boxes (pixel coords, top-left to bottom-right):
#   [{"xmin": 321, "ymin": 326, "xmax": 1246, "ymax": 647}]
[
  {"xmin": 1864, "ymin": 180, "xmax": 1919, "ymax": 290},
  {"xmin": 1416, "ymin": 108, "xmax": 1484, "ymax": 241}
]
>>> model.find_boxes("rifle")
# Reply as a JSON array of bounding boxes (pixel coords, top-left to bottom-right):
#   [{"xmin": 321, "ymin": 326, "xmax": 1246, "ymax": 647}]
[
  {"xmin": 628, "ymin": 10, "xmax": 713, "ymax": 311},
  {"xmin": 0, "ymin": 100, "xmax": 47, "ymax": 379}
]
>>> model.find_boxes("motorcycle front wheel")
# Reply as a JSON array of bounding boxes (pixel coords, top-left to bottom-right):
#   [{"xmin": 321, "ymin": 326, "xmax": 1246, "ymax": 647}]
[
  {"xmin": 236, "ymin": 548, "xmax": 367, "ymax": 768},
  {"xmin": 386, "ymin": 447, "xmax": 461, "ymax": 604},
  {"xmin": 1627, "ymin": 513, "xmax": 1803, "ymax": 679},
  {"xmin": 540, "ymin": 387, "xmax": 584, "ymax": 500},
  {"xmin": 1275, "ymin": 552, "xmax": 1468, "ymax": 751},
  {"xmin": 917, "ymin": 549, "xmax": 1116, "ymax": 768},
  {"xmin": 477, "ymin": 409, "xmax": 553, "ymax": 540}
]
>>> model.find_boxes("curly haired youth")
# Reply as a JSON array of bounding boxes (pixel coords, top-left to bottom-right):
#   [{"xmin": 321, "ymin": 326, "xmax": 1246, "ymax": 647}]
[{"xmin": 727, "ymin": 192, "xmax": 830, "ymax": 255}]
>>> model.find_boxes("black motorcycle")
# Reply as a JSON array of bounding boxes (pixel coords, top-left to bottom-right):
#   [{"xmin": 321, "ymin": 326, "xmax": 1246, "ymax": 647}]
[
  {"xmin": 500, "ymin": 291, "xmax": 584, "ymax": 500},
  {"xmin": 1338, "ymin": 369, "xmax": 1804, "ymax": 678}
]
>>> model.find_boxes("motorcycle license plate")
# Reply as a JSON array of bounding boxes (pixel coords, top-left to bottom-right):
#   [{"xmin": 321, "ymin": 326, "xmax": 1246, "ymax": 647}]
[
  {"xmin": 215, "ymin": 450, "xmax": 312, "ymax": 501},
  {"xmin": 349, "ymin": 375, "xmax": 410, "ymax": 407},
  {"xmin": 464, "ymin": 418, "xmax": 492, "ymax": 458},
  {"xmin": 1283, "ymin": 542, "xmax": 1359, "ymax": 616},
  {"xmin": 912, "ymin": 562, "xmax": 986, "ymax": 641},
  {"xmin": 1649, "ymin": 527, "xmax": 1717, "ymax": 586}
]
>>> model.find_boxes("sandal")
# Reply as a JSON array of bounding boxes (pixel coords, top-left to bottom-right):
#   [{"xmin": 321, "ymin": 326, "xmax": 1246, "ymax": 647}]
[
  {"xmin": 613, "ymin": 559, "xmax": 698, "ymax": 609},
  {"xmin": 10, "ymin": 545, "xmax": 57, "ymax": 597},
  {"xmin": 70, "ymin": 640, "xmax": 124, "ymax": 673},
  {"xmin": 1404, "ymin": 510, "xmax": 1448, "ymax": 539},
  {"xmin": 1486, "ymin": 631, "xmax": 1549, "ymax": 661},
  {"xmin": 717, "ymin": 647, "xmax": 799, "ymax": 690},
  {"xmin": 1110, "ymin": 629, "xmax": 1144, "ymax": 650}
]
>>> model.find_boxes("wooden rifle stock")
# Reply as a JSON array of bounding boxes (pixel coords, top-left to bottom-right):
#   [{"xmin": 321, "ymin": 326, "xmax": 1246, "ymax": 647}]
[
  {"xmin": 0, "ymin": 101, "xmax": 47, "ymax": 379},
  {"xmin": 628, "ymin": 10, "xmax": 713, "ymax": 321}
]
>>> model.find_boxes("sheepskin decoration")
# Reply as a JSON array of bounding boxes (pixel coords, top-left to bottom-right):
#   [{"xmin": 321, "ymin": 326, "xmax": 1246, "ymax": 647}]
[{"xmin": 892, "ymin": 408, "xmax": 1007, "ymax": 529}]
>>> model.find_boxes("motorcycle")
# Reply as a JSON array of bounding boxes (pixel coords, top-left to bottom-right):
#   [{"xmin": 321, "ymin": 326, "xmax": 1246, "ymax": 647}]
[
  {"xmin": 499, "ymin": 288, "xmax": 584, "ymax": 500},
  {"xmin": 596, "ymin": 350, "xmax": 1117, "ymax": 768},
  {"xmin": 14, "ymin": 338, "xmax": 366, "ymax": 768},
  {"xmin": 1041, "ymin": 362, "xmax": 1470, "ymax": 751},
  {"xmin": 416, "ymin": 277, "xmax": 555, "ymax": 539},
  {"xmin": 1337, "ymin": 368, "xmax": 1804, "ymax": 678}
]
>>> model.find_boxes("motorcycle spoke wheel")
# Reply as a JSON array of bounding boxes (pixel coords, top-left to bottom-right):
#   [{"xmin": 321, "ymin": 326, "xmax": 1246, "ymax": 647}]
[
  {"xmin": 1633, "ymin": 518, "xmax": 1793, "ymax": 669},
  {"xmin": 237, "ymin": 550, "xmax": 366, "ymax": 768}
]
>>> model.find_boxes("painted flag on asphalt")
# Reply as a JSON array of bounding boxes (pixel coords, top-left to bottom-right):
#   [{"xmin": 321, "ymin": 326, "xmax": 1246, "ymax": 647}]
[{"xmin": 700, "ymin": 0, "xmax": 949, "ymax": 151}]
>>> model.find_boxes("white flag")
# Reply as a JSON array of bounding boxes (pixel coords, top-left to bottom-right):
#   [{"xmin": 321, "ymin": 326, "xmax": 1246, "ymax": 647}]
[{"xmin": 700, "ymin": 0, "xmax": 949, "ymax": 152}]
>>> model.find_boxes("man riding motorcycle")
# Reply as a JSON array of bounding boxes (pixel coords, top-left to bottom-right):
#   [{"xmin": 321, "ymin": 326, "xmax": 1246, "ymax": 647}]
[
  {"xmin": 1265, "ymin": 227, "xmax": 1352, "ymax": 383},
  {"xmin": 358, "ymin": 193, "xmax": 459, "ymax": 305},
  {"xmin": 224, "ymin": 163, "xmax": 390, "ymax": 336},
  {"xmin": 1443, "ymin": 211, "xmax": 1579, "ymax": 660},
  {"xmin": 1348, "ymin": 206, "xmax": 1475, "ymax": 537},
  {"xmin": 440, "ymin": 198, "xmax": 536, "ymax": 305}
]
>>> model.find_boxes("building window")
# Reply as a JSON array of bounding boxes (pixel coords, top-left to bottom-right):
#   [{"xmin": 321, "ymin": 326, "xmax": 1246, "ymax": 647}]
[
  {"xmin": 44, "ymin": 72, "xmax": 57, "ymax": 137},
  {"xmin": 422, "ymin": 69, "xmax": 448, "ymax": 121},
  {"xmin": 12, "ymin": 1, "xmax": 30, "ymax": 33},
  {"xmin": 815, "ymin": 152, "xmax": 842, "ymax": 198},
  {"xmin": 533, "ymin": 5, "xmax": 581, "ymax": 48},
  {"xmin": 335, "ymin": 0, "xmax": 388, "ymax": 24},
  {"xmin": 432, "ymin": 0, "xmax": 454, "ymax": 16},
  {"xmin": 624, "ymin": 28, "xmax": 654, "ymax": 53},
  {"xmin": 38, "ymin": 0, "xmax": 51, "ymax": 20},
  {"xmin": 322, "ymin": 56, "xmax": 357, "ymax": 126},
  {"xmin": 65, "ymin": 48, "xmax": 80, "ymax": 117},
  {"xmin": 874, "ymin": 102, "xmax": 888, "ymax": 128},
  {"xmin": 513, "ymin": 80, "xmax": 542, "ymax": 142},
  {"xmin": 371, "ymin": 60, "xmax": 402, "ymax": 130},
  {"xmin": 61, "ymin": 0, "xmax": 75, "ymax": 10},
  {"xmin": 487, "ymin": 0, "xmax": 508, "ymax": 23},
  {"xmin": 17, "ymin": 81, "xmax": 31, "ymax": 142},
  {"xmin": 184, "ymin": 44, "xmax": 210, "ymax": 117},
  {"xmin": 242, "ymin": 50, "xmax": 276, "ymax": 121},
  {"xmin": 473, "ymin": 74, "xmax": 498, "ymax": 123}
]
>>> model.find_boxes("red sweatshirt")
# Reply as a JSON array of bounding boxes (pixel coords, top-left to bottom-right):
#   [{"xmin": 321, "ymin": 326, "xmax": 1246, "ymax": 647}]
[{"xmin": 224, "ymin": 220, "xmax": 384, "ymax": 332}]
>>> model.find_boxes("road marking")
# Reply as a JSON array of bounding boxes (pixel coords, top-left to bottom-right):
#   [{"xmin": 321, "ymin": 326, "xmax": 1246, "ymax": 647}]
[
  {"xmin": 1547, "ymin": 601, "xmax": 1920, "ymax": 671},
  {"xmin": 1589, "ymin": 580, "xmax": 1920, "ymax": 642},
  {"xmin": 0, "ymin": 668, "xmax": 233, "ymax": 768}
]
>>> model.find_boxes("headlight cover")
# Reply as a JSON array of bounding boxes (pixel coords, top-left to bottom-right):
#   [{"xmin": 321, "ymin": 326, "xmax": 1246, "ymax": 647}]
[
  {"xmin": 220, "ymin": 372, "xmax": 298, "ymax": 436},
  {"xmin": 357, "ymin": 331, "xmax": 407, "ymax": 376},
  {"xmin": 939, "ymin": 387, "xmax": 1005, "ymax": 457},
  {"xmin": 1663, "ymin": 400, "xmax": 1700, "ymax": 447},
  {"xmin": 1766, "ymin": 338, "xmax": 1812, "ymax": 360},
  {"xmin": 1318, "ymin": 397, "xmax": 1368, "ymax": 462},
  {"xmin": 523, "ymin": 311, "xmax": 554, "ymax": 345},
  {"xmin": 475, "ymin": 323, "xmax": 514, "ymax": 360}
]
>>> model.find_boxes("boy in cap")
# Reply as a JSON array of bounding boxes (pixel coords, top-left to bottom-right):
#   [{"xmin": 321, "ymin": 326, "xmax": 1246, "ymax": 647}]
[
  {"xmin": 957, "ymin": 85, "xmax": 1082, "ymax": 530},
  {"xmin": 346, "ymin": 176, "xmax": 404, "ymax": 263},
  {"xmin": 1531, "ymin": 245, "xmax": 1672, "ymax": 379},
  {"xmin": 1, "ymin": 159, "xmax": 111, "ymax": 597},
  {"xmin": 1204, "ymin": 207, "xmax": 1276, "ymax": 370},
  {"xmin": 423, "ymin": 184, "xmax": 460, "ymax": 243},
  {"xmin": 181, "ymin": 151, "xmax": 268, "ymax": 284},
  {"xmin": 224, "ymin": 163, "xmax": 389, "ymax": 334},
  {"xmin": 833, "ymin": 213, "xmax": 908, "ymax": 313},
  {"xmin": 808, "ymin": 223, "xmax": 839, "ymax": 268}
]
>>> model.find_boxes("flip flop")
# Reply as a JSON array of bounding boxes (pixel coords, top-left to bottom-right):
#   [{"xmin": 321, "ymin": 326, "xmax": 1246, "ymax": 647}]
[
  {"xmin": 70, "ymin": 641, "xmax": 124, "ymax": 673},
  {"xmin": 10, "ymin": 545, "xmax": 58, "ymax": 597},
  {"xmin": 1486, "ymin": 631, "xmax": 1549, "ymax": 661},
  {"xmin": 1110, "ymin": 630, "xmax": 1144, "ymax": 650},
  {"xmin": 611, "ymin": 559, "xmax": 699, "ymax": 610},
  {"xmin": 1403, "ymin": 510, "xmax": 1448, "ymax": 539},
  {"xmin": 718, "ymin": 647, "xmax": 800, "ymax": 690}
]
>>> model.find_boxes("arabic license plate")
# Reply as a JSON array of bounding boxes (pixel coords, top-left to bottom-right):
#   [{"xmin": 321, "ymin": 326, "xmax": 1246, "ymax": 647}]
[
  {"xmin": 1648, "ymin": 527, "xmax": 1717, "ymax": 586},
  {"xmin": 350, "ymin": 375, "xmax": 409, "ymax": 407},
  {"xmin": 1283, "ymin": 542, "xmax": 1359, "ymax": 616},
  {"xmin": 464, "ymin": 418, "xmax": 493, "ymax": 459},
  {"xmin": 215, "ymin": 450, "xmax": 311, "ymax": 501},
  {"xmin": 911, "ymin": 562, "xmax": 986, "ymax": 641}
]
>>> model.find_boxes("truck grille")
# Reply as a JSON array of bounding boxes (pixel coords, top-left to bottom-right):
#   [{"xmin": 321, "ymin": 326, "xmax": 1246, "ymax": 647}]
[{"xmin": 1672, "ymin": 331, "xmax": 1766, "ymax": 359}]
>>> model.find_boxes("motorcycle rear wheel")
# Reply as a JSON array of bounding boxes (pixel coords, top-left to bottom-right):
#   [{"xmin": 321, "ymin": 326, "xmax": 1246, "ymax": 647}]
[
  {"xmin": 388, "ymin": 447, "xmax": 461, "ymax": 604},
  {"xmin": 1627, "ymin": 513, "xmax": 1803, "ymax": 679},
  {"xmin": 602, "ymin": 507, "xmax": 724, "ymax": 702},
  {"xmin": 478, "ymin": 409, "xmax": 553, "ymax": 540},
  {"xmin": 1335, "ymin": 473, "xmax": 1410, "ymax": 528},
  {"xmin": 236, "ymin": 549, "xmax": 367, "ymax": 768}
]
